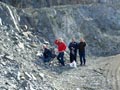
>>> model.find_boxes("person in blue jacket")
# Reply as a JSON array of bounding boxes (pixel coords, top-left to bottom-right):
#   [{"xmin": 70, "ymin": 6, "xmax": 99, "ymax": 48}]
[{"xmin": 68, "ymin": 38, "xmax": 78, "ymax": 63}]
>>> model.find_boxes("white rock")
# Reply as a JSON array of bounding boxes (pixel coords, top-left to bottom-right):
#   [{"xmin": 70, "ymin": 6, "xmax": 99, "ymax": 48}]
[
  {"xmin": 30, "ymin": 84, "xmax": 35, "ymax": 90},
  {"xmin": 24, "ymin": 72, "xmax": 32, "ymax": 80},
  {"xmin": 0, "ymin": 54, "xmax": 4, "ymax": 58},
  {"xmin": 7, "ymin": 38, "xmax": 11, "ymax": 41},
  {"xmin": 0, "ymin": 18, "xmax": 2, "ymax": 25},
  {"xmin": 18, "ymin": 42, "xmax": 24, "ymax": 50},
  {"xmin": 43, "ymin": 40, "xmax": 49, "ymax": 45},
  {"xmin": 23, "ymin": 31, "xmax": 32, "ymax": 37},
  {"xmin": 36, "ymin": 51, "xmax": 42, "ymax": 56},
  {"xmin": 21, "ymin": 76, "xmax": 25, "ymax": 80},
  {"xmin": 4, "ymin": 71, "xmax": 7, "ymax": 74},
  {"xmin": 76, "ymin": 88, "xmax": 80, "ymax": 90},
  {"xmin": 1, "ymin": 62, "xmax": 6, "ymax": 66},
  {"xmin": 6, "ymin": 55, "xmax": 13, "ymax": 60},
  {"xmin": 9, "ymin": 83, "xmax": 16, "ymax": 89},
  {"xmin": 30, "ymin": 73, "xmax": 37, "ymax": 80},
  {"xmin": 6, "ymin": 32, "xmax": 9, "ymax": 36},
  {"xmin": 39, "ymin": 73, "xmax": 44, "ymax": 80},
  {"xmin": 17, "ymin": 71, "xmax": 21, "ymax": 80}
]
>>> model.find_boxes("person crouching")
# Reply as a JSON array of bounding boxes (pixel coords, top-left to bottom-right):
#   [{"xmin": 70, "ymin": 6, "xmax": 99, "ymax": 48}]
[{"xmin": 42, "ymin": 44, "xmax": 52, "ymax": 63}]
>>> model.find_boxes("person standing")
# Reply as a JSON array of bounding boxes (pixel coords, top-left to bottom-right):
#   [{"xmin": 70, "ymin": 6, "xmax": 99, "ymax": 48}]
[
  {"xmin": 54, "ymin": 38, "xmax": 67, "ymax": 66},
  {"xmin": 78, "ymin": 38, "xmax": 86, "ymax": 66},
  {"xmin": 68, "ymin": 38, "xmax": 78, "ymax": 63}
]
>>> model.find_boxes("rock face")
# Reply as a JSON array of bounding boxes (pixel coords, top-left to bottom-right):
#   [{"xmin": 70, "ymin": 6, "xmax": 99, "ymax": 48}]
[
  {"xmin": 0, "ymin": 0, "xmax": 120, "ymax": 90},
  {"xmin": 0, "ymin": 0, "xmax": 120, "ymax": 8},
  {"xmin": 1, "ymin": 1, "xmax": 120, "ymax": 56}
]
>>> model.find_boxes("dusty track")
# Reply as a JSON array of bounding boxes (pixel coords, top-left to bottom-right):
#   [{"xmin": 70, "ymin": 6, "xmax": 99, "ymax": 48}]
[
  {"xmin": 40, "ymin": 55, "xmax": 120, "ymax": 90},
  {"xmin": 99, "ymin": 55, "xmax": 120, "ymax": 90}
]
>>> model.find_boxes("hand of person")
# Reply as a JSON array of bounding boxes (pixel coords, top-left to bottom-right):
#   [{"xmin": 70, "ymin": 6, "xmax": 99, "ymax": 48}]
[
  {"xmin": 71, "ymin": 47, "xmax": 75, "ymax": 50},
  {"xmin": 56, "ymin": 39, "xmax": 59, "ymax": 42}
]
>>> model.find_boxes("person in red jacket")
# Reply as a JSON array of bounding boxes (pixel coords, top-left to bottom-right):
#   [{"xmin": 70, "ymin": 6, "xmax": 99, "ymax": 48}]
[{"xmin": 54, "ymin": 38, "xmax": 66, "ymax": 66}]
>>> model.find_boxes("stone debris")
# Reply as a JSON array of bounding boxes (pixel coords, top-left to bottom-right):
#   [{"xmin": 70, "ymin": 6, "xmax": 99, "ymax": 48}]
[
  {"xmin": 23, "ymin": 31, "xmax": 32, "ymax": 38},
  {"xmin": 43, "ymin": 40, "xmax": 49, "ymax": 45},
  {"xmin": 5, "ymin": 55, "xmax": 14, "ymax": 60},
  {"xmin": 17, "ymin": 71, "xmax": 22, "ymax": 80},
  {"xmin": 76, "ymin": 88, "xmax": 81, "ymax": 90},
  {"xmin": 18, "ymin": 42, "xmax": 25, "ymax": 50},
  {"xmin": 24, "ymin": 72, "xmax": 33, "ymax": 80},
  {"xmin": 36, "ymin": 51, "xmax": 42, "ymax": 56},
  {"xmin": 0, "ymin": 1, "xmax": 120, "ymax": 90},
  {"xmin": 39, "ymin": 73, "xmax": 45, "ymax": 80},
  {"xmin": 30, "ymin": 73, "xmax": 37, "ymax": 80}
]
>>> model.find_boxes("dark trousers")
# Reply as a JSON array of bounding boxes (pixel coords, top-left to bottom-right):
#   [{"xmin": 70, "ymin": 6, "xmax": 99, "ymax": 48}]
[
  {"xmin": 70, "ymin": 52, "xmax": 77, "ymax": 63},
  {"xmin": 57, "ymin": 52, "xmax": 65, "ymax": 66},
  {"xmin": 79, "ymin": 52, "xmax": 86, "ymax": 65},
  {"xmin": 74, "ymin": 52, "xmax": 77, "ymax": 62},
  {"xmin": 40, "ymin": 56, "xmax": 51, "ymax": 63}
]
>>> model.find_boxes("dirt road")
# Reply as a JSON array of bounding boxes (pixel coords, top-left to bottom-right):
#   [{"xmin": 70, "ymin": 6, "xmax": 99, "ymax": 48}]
[
  {"xmin": 44, "ymin": 54, "xmax": 120, "ymax": 90},
  {"xmin": 99, "ymin": 55, "xmax": 120, "ymax": 90}
]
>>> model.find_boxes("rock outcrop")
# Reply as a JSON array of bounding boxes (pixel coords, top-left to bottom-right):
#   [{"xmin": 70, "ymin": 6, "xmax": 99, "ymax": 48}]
[
  {"xmin": 0, "ymin": 0, "xmax": 120, "ymax": 8},
  {"xmin": 0, "ymin": 0, "xmax": 120, "ymax": 90},
  {"xmin": 1, "ymin": 1, "xmax": 120, "ymax": 56}
]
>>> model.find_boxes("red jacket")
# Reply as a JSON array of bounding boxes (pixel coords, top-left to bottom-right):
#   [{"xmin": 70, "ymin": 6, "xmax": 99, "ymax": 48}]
[{"xmin": 54, "ymin": 40, "xmax": 66, "ymax": 52}]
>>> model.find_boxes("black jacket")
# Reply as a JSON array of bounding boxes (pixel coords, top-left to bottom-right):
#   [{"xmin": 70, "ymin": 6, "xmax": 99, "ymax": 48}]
[
  {"xmin": 43, "ymin": 48, "xmax": 52, "ymax": 58},
  {"xmin": 78, "ymin": 42, "xmax": 86, "ymax": 53}
]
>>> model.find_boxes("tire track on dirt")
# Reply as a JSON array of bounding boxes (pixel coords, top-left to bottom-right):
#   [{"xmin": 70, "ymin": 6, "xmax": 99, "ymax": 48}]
[{"xmin": 101, "ymin": 55, "xmax": 120, "ymax": 90}]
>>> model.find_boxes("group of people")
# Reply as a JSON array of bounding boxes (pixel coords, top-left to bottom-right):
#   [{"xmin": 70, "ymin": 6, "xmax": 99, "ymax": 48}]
[{"xmin": 41, "ymin": 37, "xmax": 86, "ymax": 67}]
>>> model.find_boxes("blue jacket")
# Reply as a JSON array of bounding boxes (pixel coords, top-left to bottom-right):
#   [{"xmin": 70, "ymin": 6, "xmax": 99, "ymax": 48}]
[{"xmin": 68, "ymin": 42, "xmax": 78, "ymax": 53}]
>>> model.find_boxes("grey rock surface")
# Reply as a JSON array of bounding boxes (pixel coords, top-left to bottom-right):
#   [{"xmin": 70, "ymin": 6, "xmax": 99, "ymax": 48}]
[
  {"xmin": 1, "ymin": 1, "xmax": 120, "ymax": 56},
  {"xmin": 0, "ymin": 1, "xmax": 120, "ymax": 90},
  {"xmin": 0, "ymin": 0, "xmax": 120, "ymax": 8}
]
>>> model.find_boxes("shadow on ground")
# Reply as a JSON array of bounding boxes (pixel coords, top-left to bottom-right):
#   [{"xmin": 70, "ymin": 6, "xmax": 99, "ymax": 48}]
[{"xmin": 33, "ymin": 58, "xmax": 74, "ymax": 74}]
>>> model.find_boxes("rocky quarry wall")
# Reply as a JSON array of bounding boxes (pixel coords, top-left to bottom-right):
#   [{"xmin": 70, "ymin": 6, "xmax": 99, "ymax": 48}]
[
  {"xmin": 0, "ymin": 0, "xmax": 120, "ymax": 8},
  {"xmin": 0, "ymin": 1, "xmax": 120, "ymax": 57},
  {"xmin": 0, "ymin": 1, "xmax": 120, "ymax": 89}
]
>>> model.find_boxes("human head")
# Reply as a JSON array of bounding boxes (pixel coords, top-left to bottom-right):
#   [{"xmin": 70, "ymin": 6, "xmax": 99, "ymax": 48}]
[
  {"xmin": 72, "ymin": 37, "xmax": 75, "ymax": 42},
  {"xmin": 43, "ymin": 44, "xmax": 47, "ymax": 49},
  {"xmin": 58, "ymin": 38, "xmax": 63, "ymax": 43},
  {"xmin": 80, "ymin": 38, "xmax": 85, "ymax": 42}
]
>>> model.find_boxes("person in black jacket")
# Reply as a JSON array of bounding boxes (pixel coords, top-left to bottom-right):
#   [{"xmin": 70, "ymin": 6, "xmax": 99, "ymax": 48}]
[
  {"xmin": 78, "ymin": 38, "xmax": 86, "ymax": 66},
  {"xmin": 42, "ymin": 45, "xmax": 52, "ymax": 63},
  {"xmin": 68, "ymin": 38, "xmax": 78, "ymax": 63}
]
